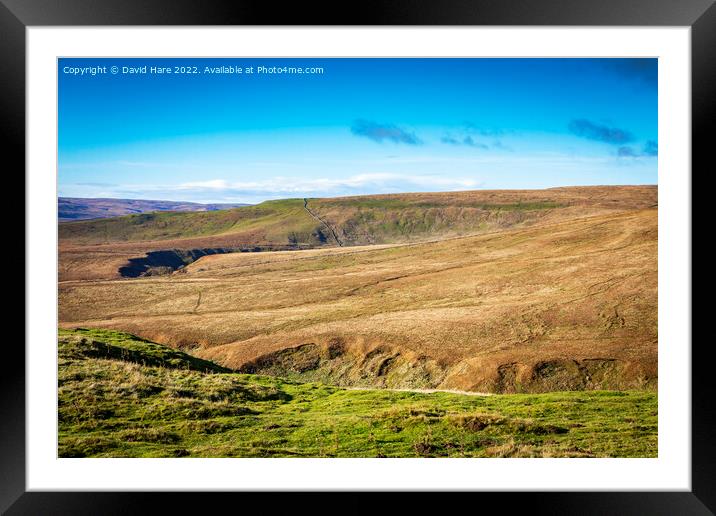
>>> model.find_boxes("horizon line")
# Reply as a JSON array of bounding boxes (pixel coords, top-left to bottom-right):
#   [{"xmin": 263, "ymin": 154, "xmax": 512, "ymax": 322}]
[{"xmin": 58, "ymin": 183, "xmax": 659, "ymax": 206}]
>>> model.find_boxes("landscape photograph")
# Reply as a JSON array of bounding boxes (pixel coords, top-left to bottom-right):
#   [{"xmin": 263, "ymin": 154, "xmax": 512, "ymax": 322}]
[{"xmin": 57, "ymin": 57, "xmax": 658, "ymax": 458}]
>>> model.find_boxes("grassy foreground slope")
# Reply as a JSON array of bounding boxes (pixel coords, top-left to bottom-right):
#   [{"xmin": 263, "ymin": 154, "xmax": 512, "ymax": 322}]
[
  {"xmin": 60, "ymin": 207, "xmax": 657, "ymax": 393},
  {"xmin": 59, "ymin": 328, "xmax": 657, "ymax": 458}
]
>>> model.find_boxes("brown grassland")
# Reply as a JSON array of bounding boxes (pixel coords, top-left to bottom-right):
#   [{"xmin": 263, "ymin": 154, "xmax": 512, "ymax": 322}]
[{"xmin": 59, "ymin": 186, "xmax": 657, "ymax": 394}]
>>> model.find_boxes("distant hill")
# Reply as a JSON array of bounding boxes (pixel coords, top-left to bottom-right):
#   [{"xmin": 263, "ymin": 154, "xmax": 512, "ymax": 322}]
[
  {"xmin": 58, "ymin": 186, "xmax": 657, "ymax": 282},
  {"xmin": 58, "ymin": 186, "xmax": 657, "ymax": 246},
  {"xmin": 58, "ymin": 197, "xmax": 250, "ymax": 222}
]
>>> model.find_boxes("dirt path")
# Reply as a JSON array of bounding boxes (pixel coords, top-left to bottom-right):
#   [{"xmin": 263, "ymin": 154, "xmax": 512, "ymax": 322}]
[
  {"xmin": 303, "ymin": 198, "xmax": 343, "ymax": 247},
  {"xmin": 341, "ymin": 386, "xmax": 492, "ymax": 396},
  {"xmin": 192, "ymin": 291, "xmax": 202, "ymax": 313}
]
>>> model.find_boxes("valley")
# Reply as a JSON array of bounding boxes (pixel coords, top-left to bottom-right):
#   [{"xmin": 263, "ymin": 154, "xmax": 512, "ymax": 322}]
[{"xmin": 59, "ymin": 186, "xmax": 657, "ymax": 394}]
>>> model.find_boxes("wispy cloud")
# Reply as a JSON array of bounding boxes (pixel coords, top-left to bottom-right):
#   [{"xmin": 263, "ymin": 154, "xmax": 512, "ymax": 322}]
[
  {"xmin": 568, "ymin": 119, "xmax": 635, "ymax": 145},
  {"xmin": 441, "ymin": 133, "xmax": 514, "ymax": 151},
  {"xmin": 350, "ymin": 119, "xmax": 422, "ymax": 145},
  {"xmin": 642, "ymin": 140, "xmax": 658, "ymax": 156},
  {"xmin": 74, "ymin": 181, "xmax": 117, "ymax": 187},
  {"xmin": 618, "ymin": 140, "xmax": 658, "ymax": 159},
  {"xmin": 177, "ymin": 173, "xmax": 480, "ymax": 195},
  {"xmin": 617, "ymin": 146, "xmax": 638, "ymax": 157},
  {"xmin": 60, "ymin": 160, "xmax": 191, "ymax": 171},
  {"xmin": 463, "ymin": 123, "xmax": 516, "ymax": 137},
  {"xmin": 439, "ymin": 123, "xmax": 516, "ymax": 151},
  {"xmin": 78, "ymin": 173, "xmax": 484, "ymax": 204},
  {"xmin": 440, "ymin": 135, "xmax": 460, "ymax": 145},
  {"xmin": 440, "ymin": 135, "xmax": 489, "ymax": 149}
]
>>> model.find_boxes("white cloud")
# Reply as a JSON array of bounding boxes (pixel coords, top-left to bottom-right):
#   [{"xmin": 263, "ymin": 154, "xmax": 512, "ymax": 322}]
[
  {"xmin": 64, "ymin": 173, "xmax": 485, "ymax": 204},
  {"xmin": 170, "ymin": 173, "xmax": 481, "ymax": 198},
  {"xmin": 176, "ymin": 173, "xmax": 482, "ymax": 195},
  {"xmin": 179, "ymin": 179, "xmax": 232, "ymax": 189}
]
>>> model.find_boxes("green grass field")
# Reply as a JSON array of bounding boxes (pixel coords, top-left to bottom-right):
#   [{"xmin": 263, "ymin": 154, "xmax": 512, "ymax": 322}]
[
  {"xmin": 58, "ymin": 199, "xmax": 321, "ymax": 244},
  {"xmin": 58, "ymin": 328, "xmax": 657, "ymax": 458},
  {"xmin": 58, "ymin": 194, "xmax": 565, "ymax": 247}
]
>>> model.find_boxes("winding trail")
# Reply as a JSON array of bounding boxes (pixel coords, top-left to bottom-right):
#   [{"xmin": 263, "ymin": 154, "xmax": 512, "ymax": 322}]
[
  {"xmin": 341, "ymin": 386, "xmax": 492, "ymax": 397},
  {"xmin": 303, "ymin": 198, "xmax": 343, "ymax": 247},
  {"xmin": 192, "ymin": 291, "xmax": 202, "ymax": 313}
]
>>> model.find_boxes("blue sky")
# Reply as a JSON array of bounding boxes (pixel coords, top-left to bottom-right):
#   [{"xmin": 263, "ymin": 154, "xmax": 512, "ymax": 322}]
[{"xmin": 58, "ymin": 58, "xmax": 657, "ymax": 204}]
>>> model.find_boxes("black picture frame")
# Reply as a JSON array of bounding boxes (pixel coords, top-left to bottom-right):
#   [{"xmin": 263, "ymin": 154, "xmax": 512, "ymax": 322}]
[{"xmin": 4, "ymin": 0, "xmax": 710, "ymax": 513}]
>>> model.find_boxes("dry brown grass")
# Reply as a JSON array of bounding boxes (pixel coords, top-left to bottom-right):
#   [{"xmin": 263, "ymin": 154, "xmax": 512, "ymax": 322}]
[
  {"xmin": 58, "ymin": 185, "xmax": 657, "ymax": 282},
  {"xmin": 59, "ymin": 189, "xmax": 657, "ymax": 392}
]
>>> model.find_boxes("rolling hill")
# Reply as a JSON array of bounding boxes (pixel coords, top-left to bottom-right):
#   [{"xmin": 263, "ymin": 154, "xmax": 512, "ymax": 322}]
[
  {"xmin": 59, "ymin": 185, "xmax": 657, "ymax": 394},
  {"xmin": 58, "ymin": 197, "xmax": 249, "ymax": 222},
  {"xmin": 58, "ymin": 186, "xmax": 656, "ymax": 281},
  {"xmin": 59, "ymin": 186, "xmax": 656, "ymax": 245}
]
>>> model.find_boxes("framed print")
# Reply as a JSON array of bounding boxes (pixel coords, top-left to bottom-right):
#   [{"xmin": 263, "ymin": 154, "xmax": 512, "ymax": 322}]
[{"xmin": 4, "ymin": 0, "xmax": 712, "ymax": 512}]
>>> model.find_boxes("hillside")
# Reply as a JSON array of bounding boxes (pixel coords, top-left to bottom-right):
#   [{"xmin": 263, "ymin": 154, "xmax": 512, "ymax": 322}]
[
  {"xmin": 58, "ymin": 197, "xmax": 248, "ymax": 222},
  {"xmin": 59, "ymin": 203, "xmax": 657, "ymax": 393},
  {"xmin": 58, "ymin": 186, "xmax": 656, "ymax": 282},
  {"xmin": 60, "ymin": 186, "xmax": 656, "ymax": 245},
  {"xmin": 58, "ymin": 328, "xmax": 657, "ymax": 458}
]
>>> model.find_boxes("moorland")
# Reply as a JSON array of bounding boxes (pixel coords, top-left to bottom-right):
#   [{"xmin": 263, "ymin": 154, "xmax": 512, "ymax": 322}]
[{"xmin": 57, "ymin": 185, "xmax": 658, "ymax": 457}]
